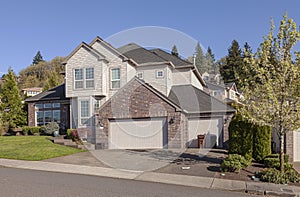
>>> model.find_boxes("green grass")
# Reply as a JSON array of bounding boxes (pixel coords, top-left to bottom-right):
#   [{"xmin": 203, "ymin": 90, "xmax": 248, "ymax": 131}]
[{"xmin": 0, "ymin": 136, "xmax": 85, "ymax": 161}]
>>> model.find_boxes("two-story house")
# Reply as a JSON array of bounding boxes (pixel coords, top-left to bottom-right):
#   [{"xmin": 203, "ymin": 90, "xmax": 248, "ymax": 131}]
[
  {"xmin": 26, "ymin": 36, "xmax": 235, "ymax": 150},
  {"xmin": 206, "ymin": 81, "xmax": 244, "ymax": 105}
]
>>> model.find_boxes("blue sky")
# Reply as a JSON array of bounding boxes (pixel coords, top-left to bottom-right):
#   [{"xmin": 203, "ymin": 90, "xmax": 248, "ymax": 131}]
[{"xmin": 0, "ymin": 0, "xmax": 299, "ymax": 74}]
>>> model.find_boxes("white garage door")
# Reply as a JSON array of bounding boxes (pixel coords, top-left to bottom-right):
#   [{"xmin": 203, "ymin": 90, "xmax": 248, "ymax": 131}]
[
  {"xmin": 188, "ymin": 118, "xmax": 222, "ymax": 148},
  {"xmin": 109, "ymin": 118, "xmax": 166, "ymax": 149},
  {"xmin": 294, "ymin": 130, "xmax": 300, "ymax": 162}
]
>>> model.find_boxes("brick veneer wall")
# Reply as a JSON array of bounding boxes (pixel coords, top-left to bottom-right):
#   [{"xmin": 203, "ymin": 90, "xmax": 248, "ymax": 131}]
[
  {"xmin": 27, "ymin": 100, "xmax": 70, "ymax": 130},
  {"xmin": 97, "ymin": 79, "xmax": 187, "ymax": 149}
]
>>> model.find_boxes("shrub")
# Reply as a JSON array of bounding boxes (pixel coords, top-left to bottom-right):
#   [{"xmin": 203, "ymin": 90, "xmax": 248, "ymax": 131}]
[
  {"xmin": 252, "ymin": 124, "xmax": 271, "ymax": 162},
  {"xmin": 39, "ymin": 126, "xmax": 46, "ymax": 135},
  {"xmin": 264, "ymin": 154, "xmax": 290, "ymax": 170},
  {"xmin": 228, "ymin": 115, "xmax": 253, "ymax": 162},
  {"xmin": 221, "ymin": 154, "xmax": 250, "ymax": 173},
  {"xmin": 259, "ymin": 168, "xmax": 300, "ymax": 184},
  {"xmin": 44, "ymin": 122, "xmax": 59, "ymax": 136},
  {"xmin": 71, "ymin": 130, "xmax": 80, "ymax": 141},
  {"xmin": 22, "ymin": 126, "xmax": 30, "ymax": 135},
  {"xmin": 28, "ymin": 126, "xmax": 40, "ymax": 135},
  {"xmin": 67, "ymin": 129, "xmax": 73, "ymax": 139}
]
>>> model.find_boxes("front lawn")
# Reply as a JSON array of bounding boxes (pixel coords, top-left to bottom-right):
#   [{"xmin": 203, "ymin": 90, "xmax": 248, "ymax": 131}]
[{"xmin": 0, "ymin": 136, "xmax": 85, "ymax": 161}]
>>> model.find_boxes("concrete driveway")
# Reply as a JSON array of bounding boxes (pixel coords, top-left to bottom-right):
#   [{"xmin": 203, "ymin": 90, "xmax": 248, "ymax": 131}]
[
  {"xmin": 90, "ymin": 149, "xmax": 185, "ymax": 171},
  {"xmin": 44, "ymin": 148, "xmax": 227, "ymax": 175}
]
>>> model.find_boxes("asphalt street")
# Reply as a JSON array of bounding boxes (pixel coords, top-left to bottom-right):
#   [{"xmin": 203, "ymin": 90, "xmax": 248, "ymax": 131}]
[{"xmin": 0, "ymin": 166, "xmax": 256, "ymax": 197}]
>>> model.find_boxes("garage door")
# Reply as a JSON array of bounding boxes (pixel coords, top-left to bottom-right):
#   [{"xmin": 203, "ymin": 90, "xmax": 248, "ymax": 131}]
[
  {"xmin": 109, "ymin": 118, "xmax": 167, "ymax": 149},
  {"xmin": 294, "ymin": 130, "xmax": 300, "ymax": 162},
  {"xmin": 188, "ymin": 118, "xmax": 222, "ymax": 148}
]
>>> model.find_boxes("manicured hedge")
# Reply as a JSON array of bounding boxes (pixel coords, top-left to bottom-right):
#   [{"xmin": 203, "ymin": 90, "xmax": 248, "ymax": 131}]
[
  {"xmin": 228, "ymin": 115, "xmax": 253, "ymax": 162},
  {"xmin": 228, "ymin": 114, "xmax": 271, "ymax": 162},
  {"xmin": 252, "ymin": 125, "xmax": 271, "ymax": 162}
]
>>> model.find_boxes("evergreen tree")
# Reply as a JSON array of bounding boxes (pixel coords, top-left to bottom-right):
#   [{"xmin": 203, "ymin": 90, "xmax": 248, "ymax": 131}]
[
  {"xmin": 219, "ymin": 40, "xmax": 243, "ymax": 84},
  {"xmin": 0, "ymin": 68, "xmax": 26, "ymax": 128},
  {"xmin": 239, "ymin": 14, "xmax": 300, "ymax": 172},
  {"xmin": 32, "ymin": 51, "xmax": 44, "ymax": 65},
  {"xmin": 171, "ymin": 45, "xmax": 179, "ymax": 57},
  {"xmin": 205, "ymin": 46, "xmax": 215, "ymax": 73},
  {"xmin": 194, "ymin": 42, "xmax": 207, "ymax": 74},
  {"xmin": 236, "ymin": 42, "xmax": 253, "ymax": 89}
]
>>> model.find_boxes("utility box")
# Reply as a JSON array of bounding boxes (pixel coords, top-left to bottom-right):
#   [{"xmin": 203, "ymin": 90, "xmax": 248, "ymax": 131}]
[{"xmin": 197, "ymin": 134, "xmax": 205, "ymax": 148}]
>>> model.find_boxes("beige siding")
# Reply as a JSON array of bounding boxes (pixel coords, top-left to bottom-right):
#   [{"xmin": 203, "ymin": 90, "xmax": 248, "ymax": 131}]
[
  {"xmin": 191, "ymin": 71, "xmax": 203, "ymax": 90},
  {"xmin": 126, "ymin": 62, "xmax": 136, "ymax": 82},
  {"xmin": 172, "ymin": 68, "xmax": 191, "ymax": 86},
  {"xmin": 166, "ymin": 66, "xmax": 173, "ymax": 95},
  {"xmin": 188, "ymin": 118, "xmax": 223, "ymax": 148},
  {"xmin": 65, "ymin": 47, "xmax": 103, "ymax": 98},
  {"xmin": 136, "ymin": 64, "xmax": 168, "ymax": 96}
]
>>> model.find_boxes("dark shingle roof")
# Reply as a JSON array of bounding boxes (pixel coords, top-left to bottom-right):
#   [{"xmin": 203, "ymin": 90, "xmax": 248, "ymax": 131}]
[
  {"xmin": 206, "ymin": 81, "xmax": 226, "ymax": 91},
  {"xmin": 150, "ymin": 49, "xmax": 193, "ymax": 68},
  {"xmin": 168, "ymin": 85, "xmax": 235, "ymax": 114},
  {"xmin": 118, "ymin": 43, "xmax": 166, "ymax": 64},
  {"xmin": 25, "ymin": 84, "xmax": 68, "ymax": 102}
]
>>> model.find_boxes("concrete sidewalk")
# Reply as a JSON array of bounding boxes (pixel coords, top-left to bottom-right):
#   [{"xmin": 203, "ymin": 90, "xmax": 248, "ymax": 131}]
[{"xmin": 0, "ymin": 158, "xmax": 299, "ymax": 196}]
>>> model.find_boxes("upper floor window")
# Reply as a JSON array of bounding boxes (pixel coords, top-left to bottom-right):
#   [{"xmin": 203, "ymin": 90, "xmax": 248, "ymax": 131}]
[
  {"xmin": 156, "ymin": 70, "xmax": 164, "ymax": 78},
  {"xmin": 85, "ymin": 68, "xmax": 94, "ymax": 88},
  {"xmin": 74, "ymin": 68, "xmax": 94, "ymax": 89},
  {"xmin": 74, "ymin": 69, "xmax": 84, "ymax": 89},
  {"xmin": 137, "ymin": 72, "xmax": 143, "ymax": 79},
  {"xmin": 111, "ymin": 68, "xmax": 120, "ymax": 89}
]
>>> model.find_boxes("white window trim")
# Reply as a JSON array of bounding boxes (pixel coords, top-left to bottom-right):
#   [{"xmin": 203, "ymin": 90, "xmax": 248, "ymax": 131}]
[
  {"xmin": 74, "ymin": 68, "xmax": 84, "ymax": 89},
  {"xmin": 110, "ymin": 67, "xmax": 121, "ymax": 89},
  {"xmin": 74, "ymin": 68, "xmax": 95, "ymax": 90},
  {"xmin": 156, "ymin": 70, "xmax": 164, "ymax": 78},
  {"xmin": 78, "ymin": 99, "xmax": 90, "ymax": 126},
  {"xmin": 137, "ymin": 71, "xmax": 144, "ymax": 79}
]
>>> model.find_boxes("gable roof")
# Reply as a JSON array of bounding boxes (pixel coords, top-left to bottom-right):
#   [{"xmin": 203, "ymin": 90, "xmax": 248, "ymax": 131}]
[
  {"xmin": 25, "ymin": 84, "xmax": 68, "ymax": 102},
  {"xmin": 150, "ymin": 49, "xmax": 193, "ymax": 68},
  {"xmin": 118, "ymin": 43, "xmax": 167, "ymax": 65},
  {"xmin": 206, "ymin": 81, "xmax": 226, "ymax": 91},
  {"xmin": 98, "ymin": 77, "xmax": 182, "ymax": 113},
  {"xmin": 150, "ymin": 48, "xmax": 206, "ymax": 87},
  {"xmin": 62, "ymin": 42, "xmax": 106, "ymax": 65},
  {"xmin": 168, "ymin": 85, "xmax": 235, "ymax": 114}
]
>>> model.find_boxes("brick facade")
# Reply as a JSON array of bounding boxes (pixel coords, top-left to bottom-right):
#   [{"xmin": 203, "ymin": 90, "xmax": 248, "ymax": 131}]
[
  {"xmin": 96, "ymin": 78, "xmax": 188, "ymax": 149},
  {"xmin": 27, "ymin": 100, "xmax": 70, "ymax": 131}
]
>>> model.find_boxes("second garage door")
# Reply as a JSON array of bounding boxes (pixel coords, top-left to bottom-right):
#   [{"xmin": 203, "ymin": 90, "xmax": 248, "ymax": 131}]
[
  {"xmin": 109, "ymin": 118, "xmax": 167, "ymax": 149},
  {"xmin": 294, "ymin": 130, "xmax": 300, "ymax": 162}
]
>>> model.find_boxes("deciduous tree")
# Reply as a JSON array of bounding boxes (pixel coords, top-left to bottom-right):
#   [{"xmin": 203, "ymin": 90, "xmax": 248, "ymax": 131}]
[{"xmin": 239, "ymin": 14, "xmax": 300, "ymax": 172}]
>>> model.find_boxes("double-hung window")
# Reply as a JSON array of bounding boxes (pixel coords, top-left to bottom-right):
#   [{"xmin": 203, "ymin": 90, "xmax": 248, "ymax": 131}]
[
  {"xmin": 74, "ymin": 69, "xmax": 84, "ymax": 89},
  {"xmin": 85, "ymin": 68, "xmax": 94, "ymax": 88},
  {"xmin": 74, "ymin": 68, "xmax": 94, "ymax": 89},
  {"xmin": 111, "ymin": 68, "xmax": 120, "ymax": 89}
]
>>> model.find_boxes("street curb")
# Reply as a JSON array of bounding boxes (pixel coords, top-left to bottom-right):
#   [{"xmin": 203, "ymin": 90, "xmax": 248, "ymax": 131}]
[{"xmin": 0, "ymin": 158, "xmax": 299, "ymax": 196}]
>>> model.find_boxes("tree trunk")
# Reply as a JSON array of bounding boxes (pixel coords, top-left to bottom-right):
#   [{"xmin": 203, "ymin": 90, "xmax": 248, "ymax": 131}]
[{"xmin": 279, "ymin": 133, "xmax": 285, "ymax": 173}]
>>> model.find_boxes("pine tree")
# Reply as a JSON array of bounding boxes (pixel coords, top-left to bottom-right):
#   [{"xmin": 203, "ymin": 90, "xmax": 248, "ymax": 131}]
[
  {"xmin": 0, "ymin": 68, "xmax": 26, "ymax": 128},
  {"xmin": 206, "ymin": 46, "xmax": 215, "ymax": 73},
  {"xmin": 32, "ymin": 51, "xmax": 44, "ymax": 65},
  {"xmin": 194, "ymin": 42, "xmax": 207, "ymax": 74},
  {"xmin": 239, "ymin": 14, "xmax": 300, "ymax": 172},
  {"xmin": 171, "ymin": 45, "xmax": 179, "ymax": 57},
  {"xmin": 236, "ymin": 42, "xmax": 253, "ymax": 89},
  {"xmin": 219, "ymin": 40, "xmax": 243, "ymax": 84}
]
